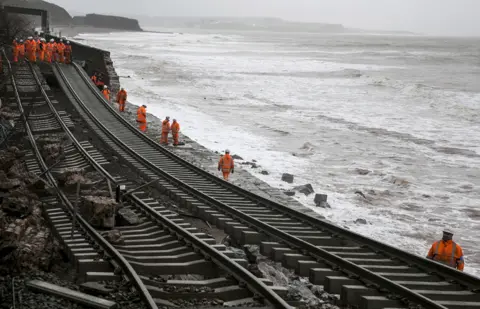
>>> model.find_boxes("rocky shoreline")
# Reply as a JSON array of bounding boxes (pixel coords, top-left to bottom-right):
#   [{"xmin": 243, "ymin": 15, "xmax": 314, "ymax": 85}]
[{"xmin": 118, "ymin": 100, "xmax": 327, "ymax": 221}]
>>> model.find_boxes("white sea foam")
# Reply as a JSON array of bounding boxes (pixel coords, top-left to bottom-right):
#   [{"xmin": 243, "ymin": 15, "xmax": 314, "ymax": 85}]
[{"xmin": 77, "ymin": 31, "xmax": 480, "ymax": 276}]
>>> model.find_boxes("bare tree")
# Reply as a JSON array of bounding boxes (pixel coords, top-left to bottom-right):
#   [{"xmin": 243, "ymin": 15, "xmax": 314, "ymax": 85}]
[{"xmin": 0, "ymin": 8, "xmax": 34, "ymax": 49}]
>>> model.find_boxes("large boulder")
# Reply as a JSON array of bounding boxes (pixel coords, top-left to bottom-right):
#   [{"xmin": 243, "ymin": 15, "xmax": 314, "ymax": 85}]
[
  {"xmin": 281, "ymin": 173, "xmax": 294, "ymax": 183},
  {"xmin": 0, "ymin": 151, "xmax": 16, "ymax": 172},
  {"xmin": 0, "ymin": 170, "xmax": 22, "ymax": 191},
  {"xmin": 101, "ymin": 229, "xmax": 124, "ymax": 245},
  {"xmin": 116, "ymin": 207, "xmax": 141, "ymax": 226},
  {"xmin": 314, "ymin": 194, "xmax": 331, "ymax": 208},
  {"xmin": 81, "ymin": 196, "xmax": 117, "ymax": 228},
  {"xmin": 293, "ymin": 184, "xmax": 315, "ymax": 196}
]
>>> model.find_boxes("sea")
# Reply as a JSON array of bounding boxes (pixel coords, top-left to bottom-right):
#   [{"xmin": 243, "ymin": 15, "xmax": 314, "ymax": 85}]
[{"xmin": 73, "ymin": 25, "xmax": 480, "ymax": 276}]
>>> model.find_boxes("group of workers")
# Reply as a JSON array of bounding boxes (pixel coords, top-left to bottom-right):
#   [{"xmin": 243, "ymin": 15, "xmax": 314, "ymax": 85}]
[
  {"xmin": 9, "ymin": 33, "xmax": 461, "ymax": 273},
  {"xmin": 135, "ymin": 106, "xmax": 181, "ymax": 146},
  {"xmin": 12, "ymin": 36, "xmax": 72, "ymax": 64},
  {"xmin": 91, "ymin": 72, "xmax": 127, "ymax": 113}
]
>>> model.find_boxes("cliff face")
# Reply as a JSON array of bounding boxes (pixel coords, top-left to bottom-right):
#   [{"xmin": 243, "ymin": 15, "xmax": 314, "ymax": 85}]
[
  {"xmin": 73, "ymin": 14, "xmax": 142, "ymax": 32},
  {"xmin": 2, "ymin": 0, "xmax": 72, "ymax": 25}
]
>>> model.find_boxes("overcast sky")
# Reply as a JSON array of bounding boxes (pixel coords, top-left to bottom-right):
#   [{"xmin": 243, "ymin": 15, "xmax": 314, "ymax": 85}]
[{"xmin": 47, "ymin": 0, "xmax": 480, "ymax": 36}]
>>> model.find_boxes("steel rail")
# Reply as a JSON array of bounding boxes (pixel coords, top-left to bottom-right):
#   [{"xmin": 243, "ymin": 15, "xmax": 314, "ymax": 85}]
[
  {"xmin": 3, "ymin": 52, "xmax": 158, "ymax": 309},
  {"xmin": 70, "ymin": 61, "xmax": 480, "ymax": 291},
  {"xmin": 53, "ymin": 62, "xmax": 291, "ymax": 309},
  {"xmin": 54, "ymin": 64, "xmax": 457, "ymax": 309}
]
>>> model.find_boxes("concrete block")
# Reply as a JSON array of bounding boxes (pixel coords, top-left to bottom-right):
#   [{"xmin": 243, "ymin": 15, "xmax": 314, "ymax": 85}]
[{"xmin": 324, "ymin": 276, "xmax": 359, "ymax": 294}]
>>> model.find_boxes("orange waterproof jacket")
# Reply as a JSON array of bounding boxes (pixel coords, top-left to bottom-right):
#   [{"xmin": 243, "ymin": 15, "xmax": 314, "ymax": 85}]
[
  {"xmin": 57, "ymin": 43, "xmax": 65, "ymax": 53},
  {"xmin": 171, "ymin": 121, "xmax": 180, "ymax": 134},
  {"xmin": 102, "ymin": 89, "xmax": 110, "ymax": 100},
  {"xmin": 16, "ymin": 44, "xmax": 25, "ymax": 55},
  {"xmin": 162, "ymin": 120, "xmax": 171, "ymax": 133},
  {"xmin": 116, "ymin": 90, "xmax": 127, "ymax": 103},
  {"xmin": 427, "ymin": 240, "xmax": 464, "ymax": 271},
  {"xmin": 137, "ymin": 106, "xmax": 146, "ymax": 123},
  {"xmin": 218, "ymin": 154, "xmax": 234, "ymax": 173}
]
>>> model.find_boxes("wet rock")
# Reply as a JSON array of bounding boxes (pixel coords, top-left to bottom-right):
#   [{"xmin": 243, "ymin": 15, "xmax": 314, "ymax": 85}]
[
  {"xmin": 293, "ymin": 184, "xmax": 315, "ymax": 196},
  {"xmin": 101, "ymin": 229, "xmax": 124, "ymax": 245},
  {"xmin": 117, "ymin": 207, "xmax": 141, "ymax": 225},
  {"xmin": 80, "ymin": 282, "xmax": 114, "ymax": 296},
  {"xmin": 81, "ymin": 196, "xmax": 117, "ymax": 228},
  {"xmin": 8, "ymin": 146, "xmax": 25, "ymax": 158},
  {"xmin": 247, "ymin": 263, "xmax": 263, "ymax": 278},
  {"xmin": 354, "ymin": 190, "xmax": 367, "ymax": 199},
  {"xmin": 0, "ymin": 151, "xmax": 16, "ymax": 172},
  {"xmin": 284, "ymin": 190, "xmax": 295, "ymax": 196},
  {"xmin": 314, "ymin": 194, "xmax": 327, "ymax": 206},
  {"xmin": 232, "ymin": 154, "xmax": 243, "ymax": 160},
  {"xmin": 355, "ymin": 218, "xmax": 367, "ymax": 225},
  {"xmin": 281, "ymin": 173, "xmax": 294, "ymax": 183},
  {"xmin": 389, "ymin": 176, "xmax": 411, "ymax": 187},
  {"xmin": 317, "ymin": 202, "xmax": 331, "ymax": 208},
  {"xmin": 260, "ymin": 170, "xmax": 269, "ymax": 175},
  {"xmin": 2, "ymin": 194, "xmax": 33, "ymax": 217},
  {"xmin": 250, "ymin": 163, "xmax": 258, "ymax": 168},
  {"xmin": 355, "ymin": 168, "xmax": 371, "ymax": 175},
  {"xmin": 0, "ymin": 170, "xmax": 22, "ymax": 190},
  {"xmin": 243, "ymin": 245, "xmax": 260, "ymax": 264}
]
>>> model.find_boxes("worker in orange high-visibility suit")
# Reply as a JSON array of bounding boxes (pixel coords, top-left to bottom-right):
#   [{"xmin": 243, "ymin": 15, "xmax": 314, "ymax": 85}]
[
  {"xmin": 35, "ymin": 37, "xmax": 41, "ymax": 59},
  {"xmin": 17, "ymin": 40, "xmax": 25, "ymax": 62},
  {"xmin": 218, "ymin": 149, "xmax": 234, "ymax": 181},
  {"xmin": 136, "ymin": 105, "xmax": 147, "ymax": 132},
  {"xmin": 56, "ymin": 39, "xmax": 65, "ymax": 63},
  {"xmin": 24, "ymin": 37, "xmax": 31, "ymax": 61},
  {"xmin": 171, "ymin": 119, "xmax": 180, "ymax": 146},
  {"xmin": 12, "ymin": 39, "xmax": 19, "ymax": 62},
  {"xmin": 38, "ymin": 38, "xmax": 46, "ymax": 62},
  {"xmin": 427, "ymin": 229, "xmax": 464, "ymax": 271},
  {"xmin": 102, "ymin": 85, "xmax": 110, "ymax": 101},
  {"xmin": 45, "ymin": 39, "xmax": 54, "ymax": 63},
  {"xmin": 116, "ymin": 88, "xmax": 127, "ymax": 112},
  {"xmin": 27, "ymin": 37, "xmax": 36, "ymax": 62},
  {"xmin": 160, "ymin": 116, "xmax": 171, "ymax": 144},
  {"xmin": 64, "ymin": 41, "xmax": 72, "ymax": 64}
]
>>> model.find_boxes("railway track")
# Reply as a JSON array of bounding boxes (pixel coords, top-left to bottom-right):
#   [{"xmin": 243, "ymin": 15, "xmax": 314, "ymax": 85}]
[
  {"xmin": 3, "ymin": 53, "xmax": 157, "ymax": 309},
  {"xmin": 5, "ymin": 57, "xmax": 291, "ymax": 308},
  {"xmin": 52, "ymin": 60, "xmax": 480, "ymax": 309}
]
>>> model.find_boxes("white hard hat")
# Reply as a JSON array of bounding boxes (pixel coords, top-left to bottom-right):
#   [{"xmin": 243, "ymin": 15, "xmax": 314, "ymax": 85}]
[
  {"xmin": 443, "ymin": 228, "xmax": 454, "ymax": 235},
  {"xmin": 103, "ymin": 85, "xmax": 108, "ymax": 89},
  {"xmin": 20, "ymin": 39, "xmax": 24, "ymax": 42},
  {"xmin": 28, "ymin": 36, "xmax": 32, "ymax": 40},
  {"xmin": 67, "ymin": 41, "xmax": 70, "ymax": 44},
  {"xmin": 50, "ymin": 39, "xmax": 54, "ymax": 42},
  {"xmin": 60, "ymin": 39, "xmax": 63, "ymax": 42},
  {"xmin": 225, "ymin": 149, "xmax": 230, "ymax": 153}
]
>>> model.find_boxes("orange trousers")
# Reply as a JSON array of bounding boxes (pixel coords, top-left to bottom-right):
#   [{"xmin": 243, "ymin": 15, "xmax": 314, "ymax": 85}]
[
  {"xmin": 172, "ymin": 132, "xmax": 179, "ymax": 145},
  {"xmin": 59, "ymin": 52, "xmax": 64, "ymax": 63},
  {"xmin": 28, "ymin": 52, "xmax": 36, "ymax": 62},
  {"xmin": 45, "ymin": 52, "xmax": 52, "ymax": 63},
  {"xmin": 137, "ymin": 121, "xmax": 147, "ymax": 132},
  {"xmin": 222, "ymin": 171, "xmax": 230, "ymax": 181},
  {"xmin": 39, "ymin": 51, "xmax": 45, "ymax": 62},
  {"xmin": 118, "ymin": 101, "xmax": 125, "ymax": 112},
  {"xmin": 161, "ymin": 132, "xmax": 169, "ymax": 144}
]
